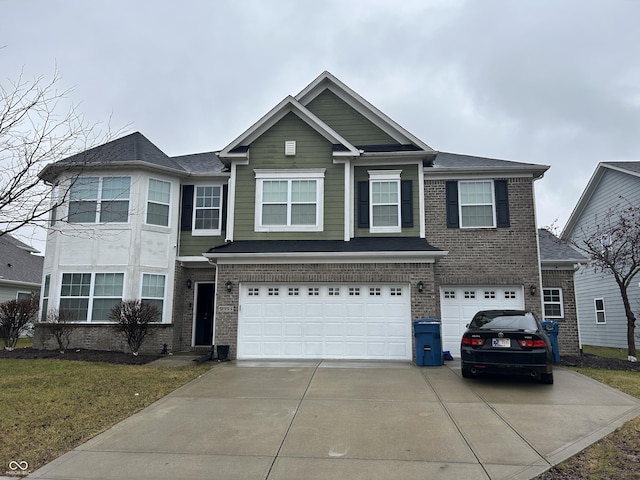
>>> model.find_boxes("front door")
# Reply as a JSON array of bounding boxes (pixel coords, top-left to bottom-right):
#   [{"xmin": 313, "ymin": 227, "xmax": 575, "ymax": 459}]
[{"xmin": 194, "ymin": 283, "xmax": 215, "ymax": 346}]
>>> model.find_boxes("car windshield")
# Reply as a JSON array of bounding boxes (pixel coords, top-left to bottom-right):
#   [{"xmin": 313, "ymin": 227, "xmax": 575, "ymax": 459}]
[{"xmin": 469, "ymin": 312, "xmax": 538, "ymax": 331}]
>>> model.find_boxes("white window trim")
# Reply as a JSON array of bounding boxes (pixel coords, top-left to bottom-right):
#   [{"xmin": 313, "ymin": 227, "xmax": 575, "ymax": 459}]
[
  {"xmin": 458, "ymin": 180, "xmax": 496, "ymax": 229},
  {"xmin": 68, "ymin": 176, "xmax": 131, "ymax": 224},
  {"xmin": 368, "ymin": 170, "xmax": 401, "ymax": 234},
  {"xmin": 254, "ymin": 169, "xmax": 325, "ymax": 232},
  {"xmin": 146, "ymin": 178, "xmax": 172, "ymax": 227},
  {"xmin": 58, "ymin": 272, "xmax": 125, "ymax": 322},
  {"xmin": 543, "ymin": 287, "xmax": 564, "ymax": 319},
  {"xmin": 140, "ymin": 273, "xmax": 166, "ymax": 322},
  {"xmin": 192, "ymin": 184, "xmax": 223, "ymax": 236},
  {"xmin": 594, "ymin": 297, "xmax": 606, "ymax": 324}
]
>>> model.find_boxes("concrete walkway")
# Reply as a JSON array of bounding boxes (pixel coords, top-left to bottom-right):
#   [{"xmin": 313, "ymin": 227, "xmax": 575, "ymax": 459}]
[{"xmin": 27, "ymin": 360, "xmax": 640, "ymax": 480}]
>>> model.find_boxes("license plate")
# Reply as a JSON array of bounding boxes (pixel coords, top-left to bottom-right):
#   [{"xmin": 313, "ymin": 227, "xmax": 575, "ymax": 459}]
[{"xmin": 492, "ymin": 338, "xmax": 511, "ymax": 348}]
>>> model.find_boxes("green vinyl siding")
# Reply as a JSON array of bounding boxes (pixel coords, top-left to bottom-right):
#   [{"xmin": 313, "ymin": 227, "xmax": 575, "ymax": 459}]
[
  {"xmin": 306, "ymin": 90, "xmax": 398, "ymax": 146},
  {"xmin": 354, "ymin": 165, "xmax": 420, "ymax": 237},
  {"xmin": 179, "ymin": 232, "xmax": 226, "ymax": 256},
  {"xmin": 233, "ymin": 112, "xmax": 344, "ymax": 240}
]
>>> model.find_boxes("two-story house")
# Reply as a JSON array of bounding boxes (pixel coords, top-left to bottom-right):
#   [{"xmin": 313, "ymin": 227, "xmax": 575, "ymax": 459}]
[{"xmin": 35, "ymin": 71, "xmax": 550, "ymax": 359}]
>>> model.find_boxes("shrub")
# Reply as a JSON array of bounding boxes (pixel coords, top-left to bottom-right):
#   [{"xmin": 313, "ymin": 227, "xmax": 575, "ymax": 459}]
[
  {"xmin": 46, "ymin": 309, "xmax": 74, "ymax": 353},
  {"xmin": 109, "ymin": 300, "xmax": 160, "ymax": 355},
  {"xmin": 0, "ymin": 297, "xmax": 39, "ymax": 350}
]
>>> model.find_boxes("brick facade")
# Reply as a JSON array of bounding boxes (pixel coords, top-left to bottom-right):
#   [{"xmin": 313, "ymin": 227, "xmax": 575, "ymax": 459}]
[
  {"xmin": 542, "ymin": 268, "xmax": 581, "ymax": 355},
  {"xmin": 425, "ymin": 177, "xmax": 543, "ymax": 316}
]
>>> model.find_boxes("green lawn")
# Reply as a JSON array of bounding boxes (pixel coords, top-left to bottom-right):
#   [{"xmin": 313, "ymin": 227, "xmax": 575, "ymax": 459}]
[
  {"xmin": 583, "ymin": 344, "xmax": 632, "ymax": 361},
  {"xmin": 0, "ymin": 358, "xmax": 210, "ymax": 475}
]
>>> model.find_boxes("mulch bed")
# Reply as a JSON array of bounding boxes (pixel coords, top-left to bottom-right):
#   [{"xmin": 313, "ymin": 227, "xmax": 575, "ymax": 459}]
[
  {"xmin": 560, "ymin": 353, "xmax": 640, "ymax": 372},
  {"xmin": 0, "ymin": 347, "xmax": 161, "ymax": 365}
]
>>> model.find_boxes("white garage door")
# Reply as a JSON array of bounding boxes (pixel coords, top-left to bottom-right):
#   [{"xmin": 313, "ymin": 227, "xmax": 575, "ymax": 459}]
[
  {"xmin": 238, "ymin": 284, "xmax": 412, "ymax": 360},
  {"xmin": 440, "ymin": 286, "xmax": 524, "ymax": 358}
]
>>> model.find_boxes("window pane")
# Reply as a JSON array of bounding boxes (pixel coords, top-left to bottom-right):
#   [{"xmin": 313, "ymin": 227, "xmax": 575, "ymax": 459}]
[
  {"xmin": 61, "ymin": 273, "xmax": 91, "ymax": 296},
  {"xmin": 100, "ymin": 200, "xmax": 129, "ymax": 222},
  {"xmin": 70, "ymin": 177, "xmax": 99, "ymax": 200},
  {"xmin": 291, "ymin": 180, "xmax": 316, "ymax": 202},
  {"xmin": 148, "ymin": 179, "xmax": 171, "ymax": 203},
  {"xmin": 195, "ymin": 209, "xmax": 220, "ymax": 230},
  {"xmin": 59, "ymin": 298, "xmax": 89, "ymax": 321},
  {"xmin": 461, "ymin": 205, "xmax": 494, "ymax": 228},
  {"xmin": 147, "ymin": 202, "xmax": 169, "ymax": 226},
  {"xmin": 595, "ymin": 299, "xmax": 604, "ymax": 310},
  {"xmin": 92, "ymin": 298, "xmax": 121, "ymax": 322},
  {"xmin": 43, "ymin": 275, "xmax": 51, "ymax": 297},
  {"xmin": 372, "ymin": 205, "xmax": 399, "ymax": 227},
  {"xmin": 101, "ymin": 177, "xmax": 130, "ymax": 200},
  {"xmin": 142, "ymin": 274, "xmax": 165, "ymax": 298},
  {"xmin": 291, "ymin": 204, "xmax": 316, "ymax": 225},
  {"xmin": 372, "ymin": 181, "xmax": 398, "ymax": 204},
  {"xmin": 262, "ymin": 204, "xmax": 287, "ymax": 225},
  {"xmin": 68, "ymin": 201, "xmax": 97, "ymax": 223},
  {"xmin": 263, "ymin": 181, "xmax": 288, "ymax": 202},
  {"xmin": 460, "ymin": 181, "xmax": 492, "ymax": 204},
  {"xmin": 141, "ymin": 299, "xmax": 163, "ymax": 321},
  {"xmin": 94, "ymin": 273, "xmax": 124, "ymax": 297},
  {"xmin": 544, "ymin": 304, "xmax": 562, "ymax": 317}
]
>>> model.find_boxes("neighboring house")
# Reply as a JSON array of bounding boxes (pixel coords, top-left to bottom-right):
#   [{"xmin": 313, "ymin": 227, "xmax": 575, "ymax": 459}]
[
  {"xmin": 35, "ymin": 71, "xmax": 552, "ymax": 359},
  {"xmin": 561, "ymin": 161, "xmax": 640, "ymax": 349},
  {"xmin": 538, "ymin": 228, "xmax": 586, "ymax": 355},
  {"xmin": 0, "ymin": 234, "xmax": 43, "ymax": 303}
]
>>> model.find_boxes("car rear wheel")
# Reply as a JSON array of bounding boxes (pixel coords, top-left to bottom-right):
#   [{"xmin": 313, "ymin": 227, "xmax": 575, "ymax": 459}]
[
  {"xmin": 461, "ymin": 367, "xmax": 474, "ymax": 379},
  {"xmin": 541, "ymin": 372, "xmax": 554, "ymax": 384}
]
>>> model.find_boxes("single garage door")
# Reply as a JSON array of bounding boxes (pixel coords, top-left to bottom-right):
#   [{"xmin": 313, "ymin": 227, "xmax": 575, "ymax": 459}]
[
  {"xmin": 238, "ymin": 283, "xmax": 412, "ymax": 360},
  {"xmin": 440, "ymin": 286, "xmax": 524, "ymax": 358}
]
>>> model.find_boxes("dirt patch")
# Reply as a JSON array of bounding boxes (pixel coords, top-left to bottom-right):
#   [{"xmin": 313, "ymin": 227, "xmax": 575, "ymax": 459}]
[
  {"xmin": 0, "ymin": 347, "xmax": 161, "ymax": 365},
  {"xmin": 560, "ymin": 353, "xmax": 640, "ymax": 372}
]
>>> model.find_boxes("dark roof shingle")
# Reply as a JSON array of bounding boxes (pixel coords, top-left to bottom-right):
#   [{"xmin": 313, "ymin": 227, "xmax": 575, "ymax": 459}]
[{"xmin": 0, "ymin": 235, "xmax": 43, "ymax": 285}]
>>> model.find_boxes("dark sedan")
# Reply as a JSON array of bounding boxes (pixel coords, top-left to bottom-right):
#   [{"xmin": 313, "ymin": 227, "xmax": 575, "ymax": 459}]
[{"xmin": 460, "ymin": 310, "xmax": 554, "ymax": 384}]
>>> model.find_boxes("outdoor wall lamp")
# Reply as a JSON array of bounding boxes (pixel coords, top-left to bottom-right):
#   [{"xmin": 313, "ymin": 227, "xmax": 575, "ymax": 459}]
[
  {"xmin": 186, "ymin": 279, "xmax": 192, "ymax": 289},
  {"xmin": 417, "ymin": 281, "xmax": 424, "ymax": 293},
  {"xmin": 530, "ymin": 284, "xmax": 537, "ymax": 296},
  {"xmin": 225, "ymin": 280, "xmax": 233, "ymax": 293}
]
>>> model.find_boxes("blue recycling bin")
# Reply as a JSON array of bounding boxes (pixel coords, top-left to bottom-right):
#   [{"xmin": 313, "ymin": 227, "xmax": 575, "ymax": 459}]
[
  {"xmin": 542, "ymin": 321, "xmax": 560, "ymax": 364},
  {"xmin": 413, "ymin": 319, "xmax": 443, "ymax": 366}
]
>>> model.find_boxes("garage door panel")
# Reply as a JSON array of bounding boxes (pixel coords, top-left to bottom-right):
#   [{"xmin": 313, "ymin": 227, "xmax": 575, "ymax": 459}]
[
  {"xmin": 441, "ymin": 286, "xmax": 524, "ymax": 358},
  {"xmin": 238, "ymin": 284, "xmax": 411, "ymax": 360}
]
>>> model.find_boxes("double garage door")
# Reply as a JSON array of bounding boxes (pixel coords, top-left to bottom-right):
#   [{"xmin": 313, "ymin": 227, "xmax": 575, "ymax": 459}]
[
  {"xmin": 440, "ymin": 286, "xmax": 524, "ymax": 357},
  {"xmin": 238, "ymin": 283, "xmax": 412, "ymax": 360}
]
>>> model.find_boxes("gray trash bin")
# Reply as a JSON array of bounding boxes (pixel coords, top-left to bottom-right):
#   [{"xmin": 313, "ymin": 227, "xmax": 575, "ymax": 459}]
[{"xmin": 413, "ymin": 319, "xmax": 443, "ymax": 366}]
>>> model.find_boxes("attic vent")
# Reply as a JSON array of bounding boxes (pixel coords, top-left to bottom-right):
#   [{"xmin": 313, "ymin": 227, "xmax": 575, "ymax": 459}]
[{"xmin": 285, "ymin": 141, "xmax": 296, "ymax": 156}]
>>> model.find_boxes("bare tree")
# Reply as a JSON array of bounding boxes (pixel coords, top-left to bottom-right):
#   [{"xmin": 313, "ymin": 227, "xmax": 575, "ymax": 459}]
[
  {"xmin": 45, "ymin": 308, "xmax": 74, "ymax": 353},
  {"xmin": 0, "ymin": 296, "xmax": 39, "ymax": 350},
  {"xmin": 0, "ymin": 67, "xmax": 120, "ymax": 238},
  {"xmin": 569, "ymin": 202, "xmax": 640, "ymax": 360},
  {"xmin": 109, "ymin": 300, "xmax": 160, "ymax": 355}
]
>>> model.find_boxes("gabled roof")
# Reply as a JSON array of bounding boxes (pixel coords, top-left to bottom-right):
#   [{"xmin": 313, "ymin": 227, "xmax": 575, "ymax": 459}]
[
  {"xmin": 219, "ymin": 71, "xmax": 435, "ymax": 160},
  {"xmin": 538, "ymin": 229, "xmax": 586, "ymax": 267},
  {"xmin": 561, "ymin": 161, "xmax": 640, "ymax": 239},
  {"xmin": 171, "ymin": 151, "xmax": 228, "ymax": 176},
  {"xmin": 219, "ymin": 95, "xmax": 360, "ymax": 158},
  {"xmin": 295, "ymin": 71, "xmax": 434, "ymax": 152},
  {"xmin": 39, "ymin": 132, "xmax": 185, "ymax": 182},
  {"xmin": 428, "ymin": 152, "xmax": 549, "ymax": 178},
  {"xmin": 0, "ymin": 234, "xmax": 43, "ymax": 286}
]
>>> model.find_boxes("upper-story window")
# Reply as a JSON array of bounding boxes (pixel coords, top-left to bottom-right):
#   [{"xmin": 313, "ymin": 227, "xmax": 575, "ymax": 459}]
[
  {"xmin": 68, "ymin": 176, "xmax": 131, "ymax": 223},
  {"xmin": 193, "ymin": 185, "xmax": 222, "ymax": 235},
  {"xmin": 369, "ymin": 170, "xmax": 401, "ymax": 233},
  {"xmin": 446, "ymin": 179, "xmax": 509, "ymax": 229},
  {"xmin": 147, "ymin": 179, "xmax": 171, "ymax": 226},
  {"xmin": 459, "ymin": 180, "xmax": 495, "ymax": 228},
  {"xmin": 254, "ymin": 169, "xmax": 324, "ymax": 232}
]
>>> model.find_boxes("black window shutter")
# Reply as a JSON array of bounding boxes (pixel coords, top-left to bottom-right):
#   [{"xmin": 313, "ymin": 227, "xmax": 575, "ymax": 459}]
[
  {"xmin": 181, "ymin": 185, "xmax": 194, "ymax": 231},
  {"xmin": 401, "ymin": 180, "xmax": 413, "ymax": 228},
  {"xmin": 357, "ymin": 181, "xmax": 369, "ymax": 228},
  {"xmin": 445, "ymin": 181, "xmax": 459, "ymax": 228},
  {"xmin": 221, "ymin": 184, "xmax": 228, "ymax": 232},
  {"xmin": 495, "ymin": 179, "xmax": 510, "ymax": 228}
]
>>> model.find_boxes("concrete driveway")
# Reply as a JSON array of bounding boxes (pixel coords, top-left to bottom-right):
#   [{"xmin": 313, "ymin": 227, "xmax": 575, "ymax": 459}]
[{"xmin": 28, "ymin": 360, "xmax": 640, "ymax": 480}]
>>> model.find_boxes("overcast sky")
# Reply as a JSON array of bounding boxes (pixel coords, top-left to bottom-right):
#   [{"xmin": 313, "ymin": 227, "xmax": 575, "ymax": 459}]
[{"xmin": 3, "ymin": 0, "xmax": 640, "ymax": 250}]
